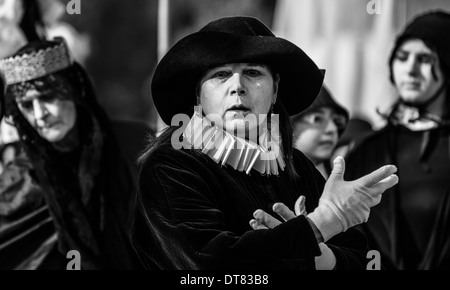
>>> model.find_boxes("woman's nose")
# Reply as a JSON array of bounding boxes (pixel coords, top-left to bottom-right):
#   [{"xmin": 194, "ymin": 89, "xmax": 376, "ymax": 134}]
[
  {"xmin": 229, "ymin": 73, "xmax": 247, "ymax": 96},
  {"xmin": 33, "ymin": 100, "xmax": 47, "ymax": 120},
  {"xmin": 406, "ymin": 57, "xmax": 421, "ymax": 76},
  {"xmin": 324, "ymin": 118, "xmax": 338, "ymax": 135}
]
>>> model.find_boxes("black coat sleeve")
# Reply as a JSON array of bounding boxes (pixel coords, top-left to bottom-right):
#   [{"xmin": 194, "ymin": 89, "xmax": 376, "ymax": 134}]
[{"xmin": 133, "ymin": 146, "xmax": 321, "ymax": 270}]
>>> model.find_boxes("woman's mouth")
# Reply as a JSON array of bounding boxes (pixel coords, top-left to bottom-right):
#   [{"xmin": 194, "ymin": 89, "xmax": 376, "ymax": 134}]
[
  {"xmin": 402, "ymin": 81, "xmax": 421, "ymax": 90},
  {"xmin": 226, "ymin": 105, "xmax": 251, "ymax": 117},
  {"xmin": 318, "ymin": 140, "xmax": 335, "ymax": 147},
  {"xmin": 38, "ymin": 122, "xmax": 58, "ymax": 130}
]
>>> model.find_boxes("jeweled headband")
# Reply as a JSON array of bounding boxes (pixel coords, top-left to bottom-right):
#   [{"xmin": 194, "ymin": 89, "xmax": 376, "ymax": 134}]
[{"xmin": 0, "ymin": 37, "xmax": 73, "ymax": 85}]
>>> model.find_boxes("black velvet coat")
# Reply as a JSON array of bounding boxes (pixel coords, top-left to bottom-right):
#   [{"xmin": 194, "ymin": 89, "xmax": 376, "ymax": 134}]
[
  {"xmin": 132, "ymin": 137, "xmax": 369, "ymax": 270},
  {"xmin": 0, "ymin": 120, "xmax": 148, "ymax": 269},
  {"xmin": 0, "ymin": 63, "xmax": 146, "ymax": 269}
]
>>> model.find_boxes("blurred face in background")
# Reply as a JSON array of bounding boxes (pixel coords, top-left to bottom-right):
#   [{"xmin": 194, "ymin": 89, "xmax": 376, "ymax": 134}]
[
  {"xmin": 392, "ymin": 39, "xmax": 445, "ymax": 104},
  {"xmin": 0, "ymin": 0, "xmax": 24, "ymax": 24},
  {"xmin": 16, "ymin": 87, "xmax": 77, "ymax": 143},
  {"xmin": 0, "ymin": 0, "xmax": 26, "ymax": 59},
  {"xmin": 292, "ymin": 107, "xmax": 346, "ymax": 165}
]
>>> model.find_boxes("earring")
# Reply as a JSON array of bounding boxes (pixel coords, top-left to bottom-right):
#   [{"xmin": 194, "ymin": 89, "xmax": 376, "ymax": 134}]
[
  {"xmin": 269, "ymin": 103, "xmax": 279, "ymax": 143},
  {"xmin": 269, "ymin": 102, "xmax": 276, "ymax": 132}
]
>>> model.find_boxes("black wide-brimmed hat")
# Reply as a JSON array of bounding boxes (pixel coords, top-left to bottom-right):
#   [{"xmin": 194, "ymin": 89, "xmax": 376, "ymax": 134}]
[{"xmin": 152, "ymin": 16, "xmax": 325, "ymax": 125}]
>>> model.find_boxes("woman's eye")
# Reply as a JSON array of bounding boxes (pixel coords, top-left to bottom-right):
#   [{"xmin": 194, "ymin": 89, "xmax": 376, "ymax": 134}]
[
  {"xmin": 332, "ymin": 115, "xmax": 347, "ymax": 127},
  {"xmin": 244, "ymin": 69, "xmax": 262, "ymax": 77},
  {"xmin": 211, "ymin": 71, "xmax": 231, "ymax": 79},
  {"xmin": 312, "ymin": 115, "xmax": 325, "ymax": 124},
  {"xmin": 19, "ymin": 101, "xmax": 33, "ymax": 111},
  {"xmin": 39, "ymin": 94, "xmax": 57, "ymax": 102},
  {"xmin": 395, "ymin": 52, "xmax": 408, "ymax": 62},
  {"xmin": 304, "ymin": 113, "xmax": 325, "ymax": 125},
  {"xmin": 418, "ymin": 54, "xmax": 434, "ymax": 64}
]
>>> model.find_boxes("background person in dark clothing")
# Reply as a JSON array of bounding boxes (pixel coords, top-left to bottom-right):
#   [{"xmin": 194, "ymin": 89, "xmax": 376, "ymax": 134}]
[
  {"xmin": 345, "ymin": 11, "xmax": 450, "ymax": 270},
  {"xmin": 291, "ymin": 85, "xmax": 349, "ymax": 179},
  {"xmin": 0, "ymin": 38, "xmax": 142, "ymax": 269}
]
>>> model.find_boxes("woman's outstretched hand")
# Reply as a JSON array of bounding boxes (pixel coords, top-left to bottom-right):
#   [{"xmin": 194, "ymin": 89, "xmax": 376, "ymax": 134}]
[
  {"xmin": 307, "ymin": 156, "xmax": 398, "ymax": 242},
  {"xmin": 250, "ymin": 156, "xmax": 398, "ymax": 243}
]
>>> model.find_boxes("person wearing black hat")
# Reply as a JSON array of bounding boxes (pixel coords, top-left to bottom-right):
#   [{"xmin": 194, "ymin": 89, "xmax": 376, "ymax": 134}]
[
  {"xmin": 132, "ymin": 16, "xmax": 398, "ymax": 270},
  {"xmin": 290, "ymin": 85, "xmax": 349, "ymax": 179},
  {"xmin": 345, "ymin": 10, "xmax": 450, "ymax": 270}
]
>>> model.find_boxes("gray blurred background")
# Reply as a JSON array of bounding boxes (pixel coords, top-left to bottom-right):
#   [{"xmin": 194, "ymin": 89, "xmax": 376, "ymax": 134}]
[
  {"xmin": 60, "ymin": 0, "xmax": 276, "ymax": 132},
  {"xmin": 4, "ymin": 0, "xmax": 449, "ymax": 133}
]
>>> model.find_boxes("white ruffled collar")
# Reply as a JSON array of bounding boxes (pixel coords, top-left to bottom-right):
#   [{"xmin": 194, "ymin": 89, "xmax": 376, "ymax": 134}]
[
  {"xmin": 392, "ymin": 103, "xmax": 443, "ymax": 131},
  {"xmin": 182, "ymin": 111, "xmax": 285, "ymax": 175}
]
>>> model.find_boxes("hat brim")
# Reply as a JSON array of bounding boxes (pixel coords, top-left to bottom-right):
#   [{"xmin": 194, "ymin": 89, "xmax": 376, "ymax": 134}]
[{"xmin": 152, "ymin": 31, "xmax": 324, "ymax": 125}]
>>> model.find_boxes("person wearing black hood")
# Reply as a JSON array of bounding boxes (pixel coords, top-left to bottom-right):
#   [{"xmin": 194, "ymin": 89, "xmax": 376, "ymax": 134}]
[
  {"xmin": 0, "ymin": 38, "xmax": 141, "ymax": 269},
  {"xmin": 291, "ymin": 85, "xmax": 349, "ymax": 179},
  {"xmin": 345, "ymin": 10, "xmax": 450, "ymax": 270}
]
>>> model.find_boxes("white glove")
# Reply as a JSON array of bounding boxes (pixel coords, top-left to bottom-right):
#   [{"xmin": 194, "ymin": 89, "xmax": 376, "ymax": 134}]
[{"xmin": 307, "ymin": 156, "xmax": 398, "ymax": 242}]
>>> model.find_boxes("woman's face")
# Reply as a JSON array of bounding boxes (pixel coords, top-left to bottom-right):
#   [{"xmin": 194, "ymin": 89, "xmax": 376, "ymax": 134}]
[
  {"xmin": 199, "ymin": 63, "xmax": 279, "ymax": 141},
  {"xmin": 16, "ymin": 88, "xmax": 77, "ymax": 142},
  {"xmin": 292, "ymin": 107, "xmax": 345, "ymax": 165},
  {"xmin": 392, "ymin": 39, "xmax": 445, "ymax": 104}
]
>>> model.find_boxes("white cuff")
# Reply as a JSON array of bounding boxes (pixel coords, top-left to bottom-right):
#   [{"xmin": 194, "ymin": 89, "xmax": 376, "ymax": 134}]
[{"xmin": 307, "ymin": 201, "xmax": 345, "ymax": 242}]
